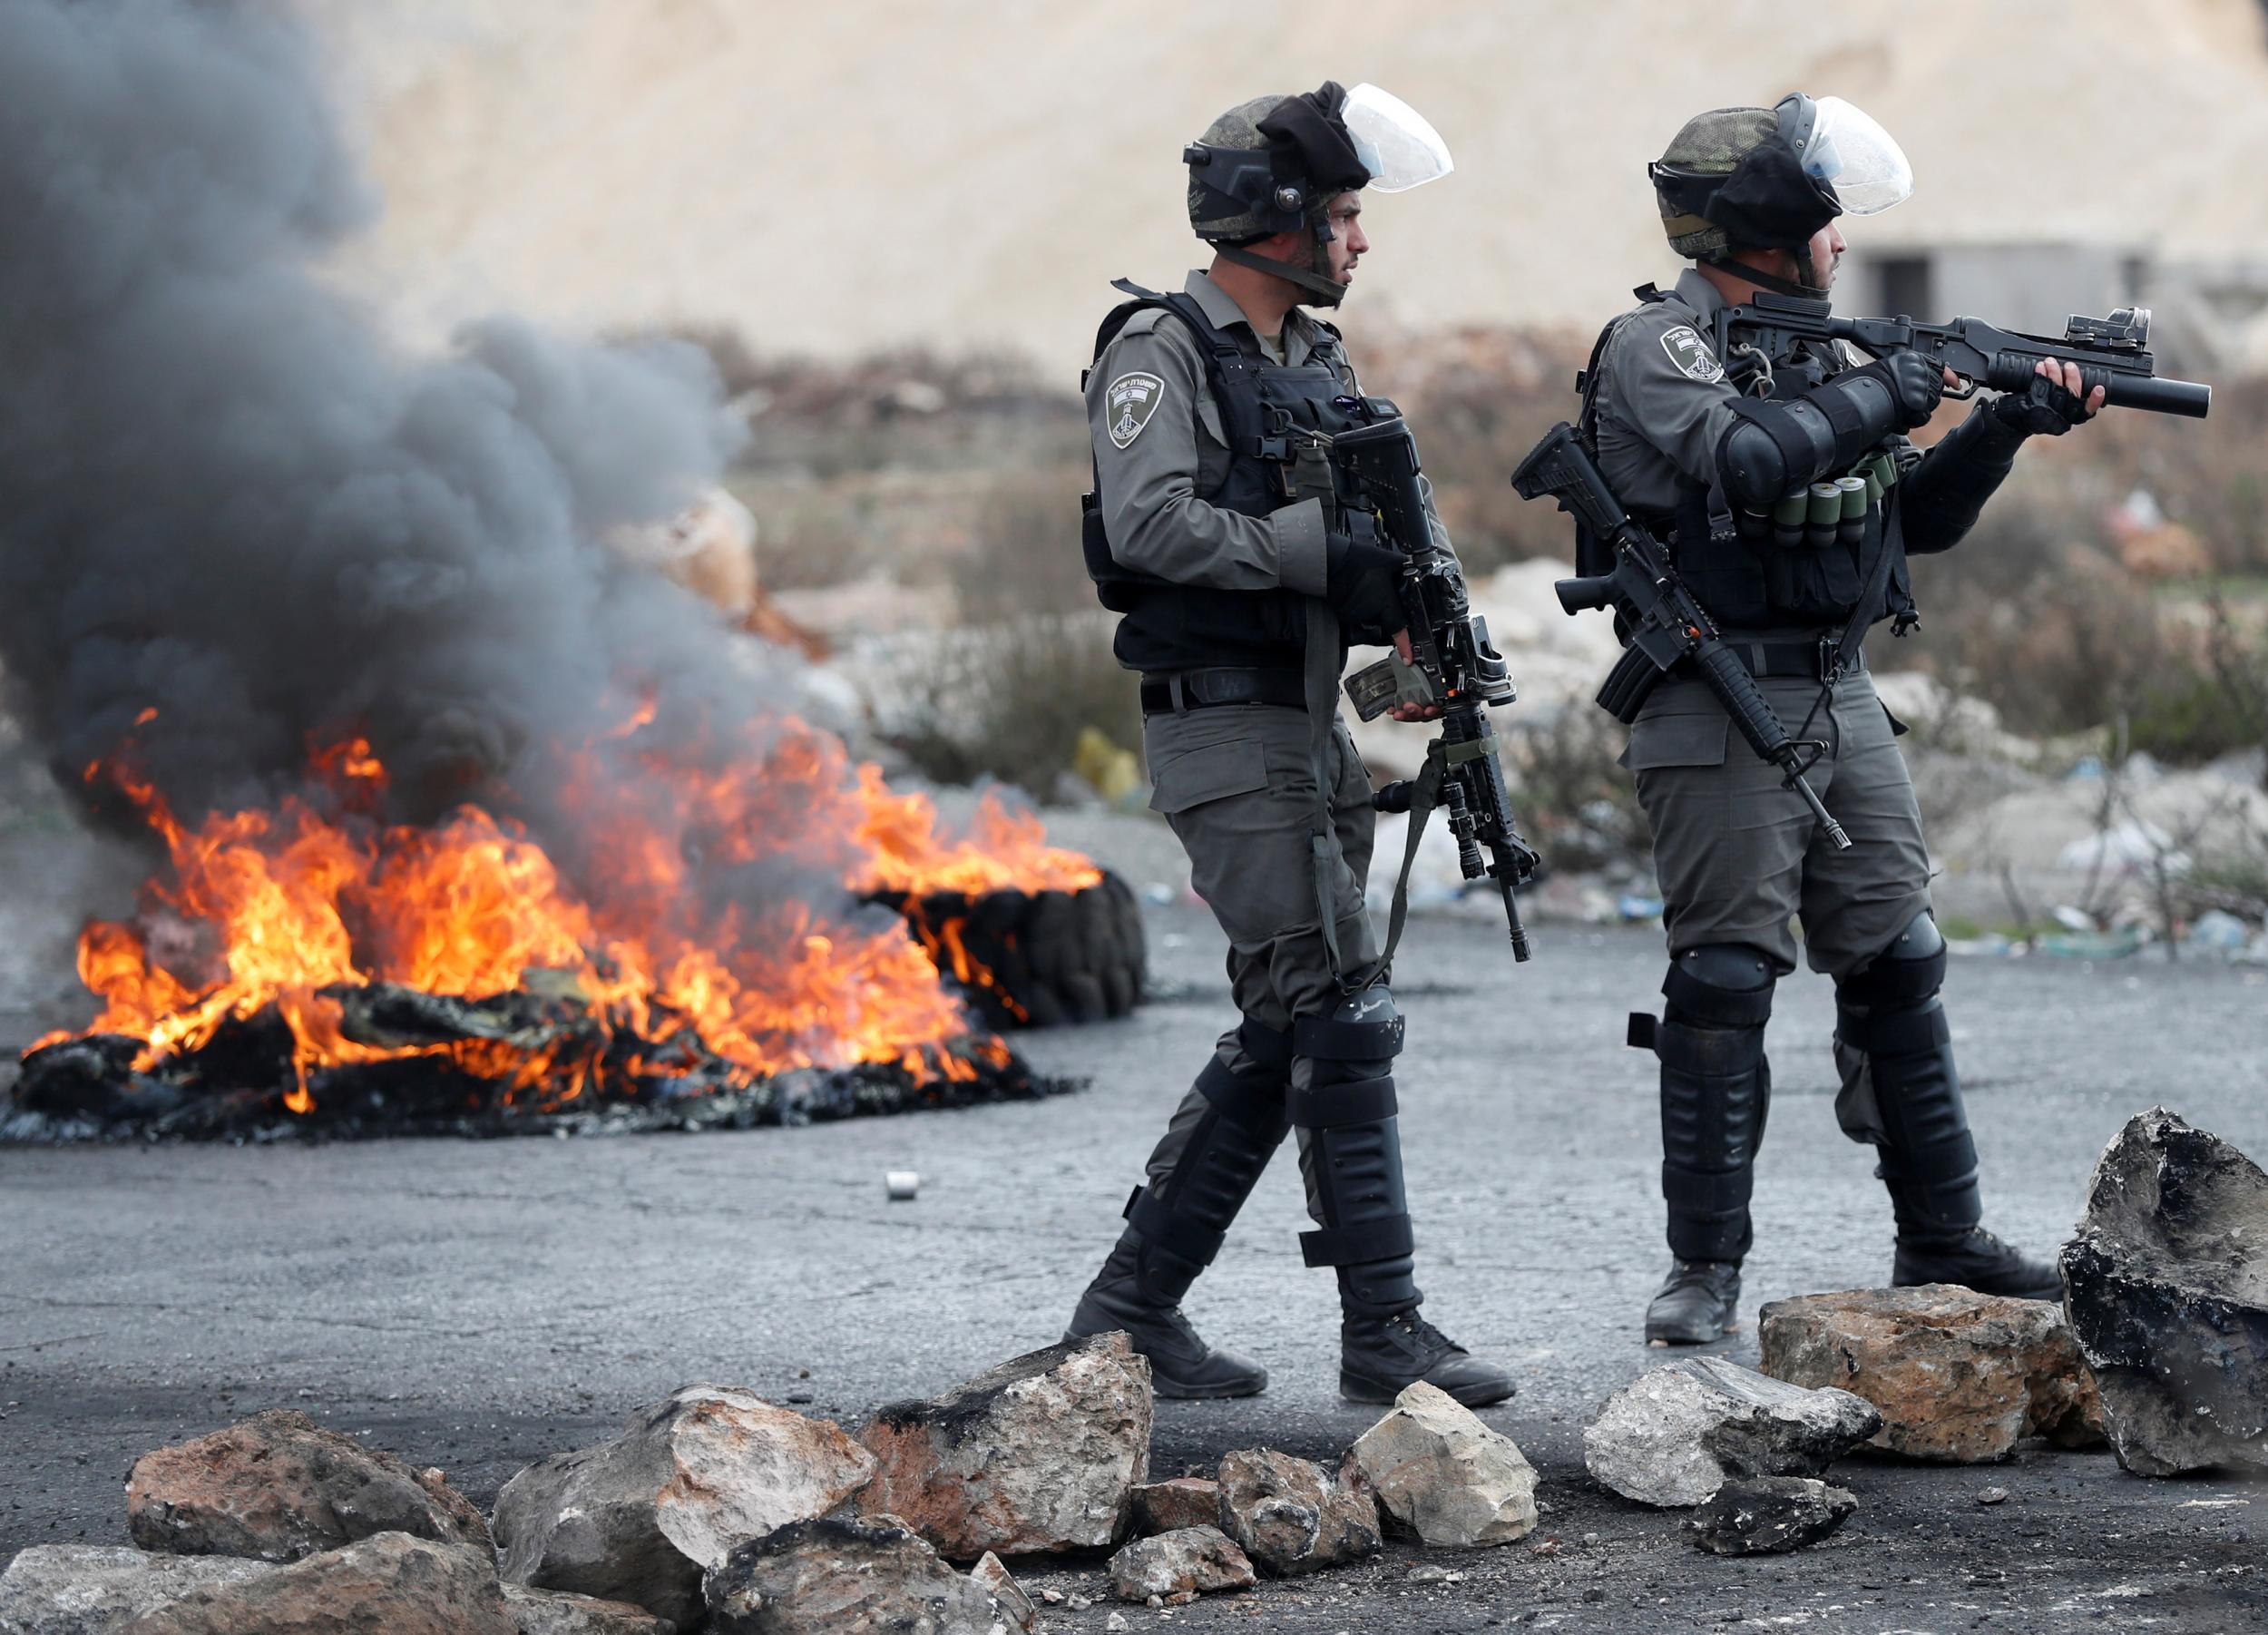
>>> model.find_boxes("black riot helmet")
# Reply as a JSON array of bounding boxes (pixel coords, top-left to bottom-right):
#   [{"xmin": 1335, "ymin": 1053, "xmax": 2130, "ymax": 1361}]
[
  {"xmin": 1649, "ymin": 93, "xmax": 1911, "ymax": 297},
  {"xmin": 1184, "ymin": 82, "xmax": 1452, "ymax": 308}
]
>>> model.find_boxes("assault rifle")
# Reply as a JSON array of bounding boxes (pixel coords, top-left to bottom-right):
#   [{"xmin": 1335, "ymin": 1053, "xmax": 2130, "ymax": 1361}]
[
  {"xmin": 1716, "ymin": 293, "xmax": 2212, "ymax": 419},
  {"xmin": 1324, "ymin": 408, "xmax": 1540, "ymax": 961},
  {"xmin": 1511, "ymin": 421, "xmax": 1851, "ymax": 849}
]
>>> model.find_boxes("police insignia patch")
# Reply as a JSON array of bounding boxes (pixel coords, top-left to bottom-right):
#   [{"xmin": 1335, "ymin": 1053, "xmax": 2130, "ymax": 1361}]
[
  {"xmin": 1659, "ymin": 326, "xmax": 1725, "ymax": 385},
  {"xmin": 1105, "ymin": 371, "xmax": 1166, "ymax": 448}
]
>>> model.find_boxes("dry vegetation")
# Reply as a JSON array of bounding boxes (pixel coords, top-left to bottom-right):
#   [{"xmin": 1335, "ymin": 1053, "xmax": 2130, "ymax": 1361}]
[{"xmin": 679, "ymin": 326, "xmax": 2268, "ymax": 863}]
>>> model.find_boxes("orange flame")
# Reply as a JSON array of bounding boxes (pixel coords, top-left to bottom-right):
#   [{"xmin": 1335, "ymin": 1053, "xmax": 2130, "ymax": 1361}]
[{"xmin": 50, "ymin": 717, "xmax": 1100, "ymax": 1114}]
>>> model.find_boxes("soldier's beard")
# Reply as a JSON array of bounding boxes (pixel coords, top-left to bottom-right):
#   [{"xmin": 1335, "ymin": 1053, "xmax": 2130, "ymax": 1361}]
[{"xmin": 1294, "ymin": 230, "xmax": 1352, "ymax": 308}]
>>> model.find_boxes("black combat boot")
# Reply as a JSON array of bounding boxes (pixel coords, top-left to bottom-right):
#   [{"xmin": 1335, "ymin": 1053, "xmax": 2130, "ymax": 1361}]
[
  {"xmin": 1064, "ymin": 1034, "xmax": 1290, "ymax": 1397},
  {"xmin": 1892, "ymin": 1227, "xmax": 2062, "ymax": 1301},
  {"xmin": 1836, "ymin": 916, "xmax": 2061, "ymax": 1305},
  {"xmin": 1633, "ymin": 945, "xmax": 1775, "ymax": 1345},
  {"xmin": 1645, "ymin": 1258, "xmax": 1744, "ymax": 1346},
  {"xmin": 1340, "ymin": 1303, "xmax": 1515, "ymax": 1406},
  {"xmin": 1066, "ymin": 1234, "xmax": 1268, "ymax": 1397}
]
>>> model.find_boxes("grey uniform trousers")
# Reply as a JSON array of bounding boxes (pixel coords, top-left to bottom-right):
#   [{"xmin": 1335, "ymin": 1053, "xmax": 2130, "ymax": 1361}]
[
  {"xmin": 1627, "ymin": 668, "xmax": 1931, "ymax": 978},
  {"xmin": 1139, "ymin": 700, "xmax": 1382, "ymax": 1220}
]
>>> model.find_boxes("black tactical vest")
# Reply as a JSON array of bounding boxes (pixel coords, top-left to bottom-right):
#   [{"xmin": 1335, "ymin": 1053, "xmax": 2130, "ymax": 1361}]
[
  {"xmin": 1582, "ymin": 289, "xmax": 1917, "ymax": 634},
  {"xmin": 1080, "ymin": 281, "xmax": 1366, "ymax": 674}
]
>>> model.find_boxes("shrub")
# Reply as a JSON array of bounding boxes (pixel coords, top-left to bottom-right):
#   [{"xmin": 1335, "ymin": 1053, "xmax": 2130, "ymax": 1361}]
[
  {"xmin": 1501, "ymin": 705, "xmax": 1651, "ymax": 874},
  {"xmin": 950, "ymin": 465, "xmax": 1097, "ymax": 624},
  {"xmin": 885, "ymin": 614, "xmax": 1141, "ymax": 801}
]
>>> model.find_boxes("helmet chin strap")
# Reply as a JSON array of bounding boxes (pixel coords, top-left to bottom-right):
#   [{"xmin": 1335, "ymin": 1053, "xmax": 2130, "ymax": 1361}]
[
  {"xmin": 1214, "ymin": 241, "xmax": 1350, "ymax": 308},
  {"xmin": 1704, "ymin": 253, "xmax": 1824, "ymax": 302}
]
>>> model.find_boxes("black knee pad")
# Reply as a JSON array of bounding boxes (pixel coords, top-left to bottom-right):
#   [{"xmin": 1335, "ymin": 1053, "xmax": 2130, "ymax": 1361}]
[
  {"xmin": 1288, "ymin": 984, "xmax": 1403, "ymax": 1150},
  {"xmin": 1634, "ymin": 945, "xmax": 1776, "ymax": 1265},
  {"xmin": 1833, "ymin": 914, "xmax": 1979, "ymax": 1237},
  {"xmin": 1643, "ymin": 944, "xmax": 1776, "ymax": 1142},
  {"xmin": 1663, "ymin": 944, "xmax": 1779, "ymax": 1027},
  {"xmin": 1841, "ymin": 913, "xmax": 1947, "ymax": 1004},
  {"xmin": 1289, "ymin": 987, "xmax": 1418, "ymax": 1310},
  {"xmin": 1836, "ymin": 914, "xmax": 1951, "ymax": 1060},
  {"xmin": 1297, "ymin": 1024, "xmax": 1397, "ymax": 1269},
  {"xmin": 1291, "ymin": 986, "xmax": 1404, "ymax": 1069}
]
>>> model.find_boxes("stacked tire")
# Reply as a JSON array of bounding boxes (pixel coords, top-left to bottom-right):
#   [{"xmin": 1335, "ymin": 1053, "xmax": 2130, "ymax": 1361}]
[{"xmin": 885, "ymin": 870, "xmax": 1147, "ymax": 1030}]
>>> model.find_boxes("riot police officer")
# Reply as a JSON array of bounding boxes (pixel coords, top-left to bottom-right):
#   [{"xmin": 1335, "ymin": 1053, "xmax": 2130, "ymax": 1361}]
[
  {"xmin": 1061, "ymin": 83, "xmax": 1514, "ymax": 1405},
  {"xmin": 1587, "ymin": 96, "xmax": 2098, "ymax": 1345}
]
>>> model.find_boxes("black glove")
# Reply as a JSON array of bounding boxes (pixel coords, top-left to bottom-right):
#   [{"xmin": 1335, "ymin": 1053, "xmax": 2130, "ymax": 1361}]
[
  {"xmin": 1990, "ymin": 372, "xmax": 2092, "ymax": 437},
  {"xmin": 1324, "ymin": 531, "xmax": 1405, "ymax": 643},
  {"xmin": 1852, "ymin": 352, "xmax": 1946, "ymax": 429}
]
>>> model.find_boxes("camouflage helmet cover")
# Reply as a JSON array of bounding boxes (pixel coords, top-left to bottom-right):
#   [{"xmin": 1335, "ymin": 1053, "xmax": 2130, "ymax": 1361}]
[
  {"xmin": 1187, "ymin": 93, "xmax": 1300, "ymax": 242},
  {"xmin": 1652, "ymin": 106, "xmax": 1778, "ymax": 259}
]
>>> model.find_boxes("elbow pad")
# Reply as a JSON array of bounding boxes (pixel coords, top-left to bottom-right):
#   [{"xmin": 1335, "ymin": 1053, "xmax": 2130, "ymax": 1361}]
[{"xmin": 1714, "ymin": 370, "xmax": 1903, "ymax": 513}]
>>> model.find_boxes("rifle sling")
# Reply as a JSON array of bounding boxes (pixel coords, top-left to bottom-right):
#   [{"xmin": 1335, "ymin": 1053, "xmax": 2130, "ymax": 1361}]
[
  {"xmin": 1826, "ymin": 485, "xmax": 1901, "ymax": 680},
  {"xmin": 1304, "ymin": 598, "xmax": 1357, "ymax": 992},
  {"xmin": 1379, "ymin": 740, "xmax": 1446, "ymax": 974}
]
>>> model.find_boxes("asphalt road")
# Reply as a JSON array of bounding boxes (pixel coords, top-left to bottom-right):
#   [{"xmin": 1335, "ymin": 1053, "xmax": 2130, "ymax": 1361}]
[{"xmin": 4, "ymin": 901, "xmax": 2266, "ymax": 1632}]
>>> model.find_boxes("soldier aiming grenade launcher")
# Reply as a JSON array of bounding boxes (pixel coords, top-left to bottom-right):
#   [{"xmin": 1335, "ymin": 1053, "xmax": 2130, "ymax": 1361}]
[
  {"xmin": 1511, "ymin": 422, "xmax": 1852, "ymax": 848},
  {"xmin": 1716, "ymin": 295, "xmax": 2212, "ymax": 420},
  {"xmin": 1312, "ymin": 406, "xmax": 1540, "ymax": 961}
]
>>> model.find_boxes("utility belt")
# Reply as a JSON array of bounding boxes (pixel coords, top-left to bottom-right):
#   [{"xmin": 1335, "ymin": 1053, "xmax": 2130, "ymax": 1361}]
[
  {"xmin": 1140, "ymin": 667, "xmax": 1307, "ymax": 716},
  {"xmin": 1715, "ymin": 634, "xmax": 1868, "ymax": 681},
  {"xmin": 1732, "ymin": 450, "xmax": 1900, "ymax": 550},
  {"xmin": 1599, "ymin": 631, "xmax": 1863, "ymax": 725}
]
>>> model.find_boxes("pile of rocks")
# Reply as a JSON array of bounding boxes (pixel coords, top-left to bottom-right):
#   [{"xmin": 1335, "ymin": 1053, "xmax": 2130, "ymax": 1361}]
[
  {"xmin": 0, "ymin": 1409, "xmax": 669, "ymax": 1633},
  {"xmin": 12, "ymin": 1111, "xmax": 2258, "ymax": 1625},
  {"xmin": 2, "ymin": 1338, "xmax": 1545, "ymax": 1633},
  {"xmin": 1578, "ymin": 1111, "xmax": 2268, "ymax": 1554},
  {"xmin": 1579, "ymin": 1288, "xmax": 2116, "ymax": 1557},
  {"xmin": 1095, "ymin": 1379, "xmax": 1538, "ymax": 1607}
]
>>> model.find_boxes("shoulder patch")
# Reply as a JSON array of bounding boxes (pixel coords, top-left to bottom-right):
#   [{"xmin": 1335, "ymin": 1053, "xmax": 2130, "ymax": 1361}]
[
  {"xmin": 1104, "ymin": 371, "xmax": 1167, "ymax": 449},
  {"xmin": 1658, "ymin": 325, "xmax": 1725, "ymax": 385}
]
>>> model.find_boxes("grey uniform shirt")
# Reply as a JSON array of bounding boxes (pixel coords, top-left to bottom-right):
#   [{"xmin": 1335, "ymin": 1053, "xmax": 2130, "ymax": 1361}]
[
  {"xmin": 1591, "ymin": 268, "xmax": 1745, "ymax": 518},
  {"xmin": 1594, "ymin": 268, "xmax": 1920, "ymax": 524},
  {"xmin": 1086, "ymin": 270, "xmax": 1337, "ymax": 598},
  {"xmin": 1085, "ymin": 269, "xmax": 1460, "ymax": 599}
]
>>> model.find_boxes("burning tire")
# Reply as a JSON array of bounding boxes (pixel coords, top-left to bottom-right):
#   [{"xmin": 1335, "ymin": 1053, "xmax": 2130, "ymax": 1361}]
[{"xmin": 885, "ymin": 869, "xmax": 1147, "ymax": 1030}]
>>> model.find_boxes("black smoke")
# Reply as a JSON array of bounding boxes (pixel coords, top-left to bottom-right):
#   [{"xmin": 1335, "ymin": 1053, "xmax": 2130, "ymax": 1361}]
[{"xmin": 0, "ymin": 0, "xmax": 757, "ymax": 830}]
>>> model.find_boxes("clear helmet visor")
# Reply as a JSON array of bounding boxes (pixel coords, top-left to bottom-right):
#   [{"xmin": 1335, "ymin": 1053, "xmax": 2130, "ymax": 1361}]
[
  {"xmin": 1341, "ymin": 83, "xmax": 1453, "ymax": 192},
  {"xmin": 1804, "ymin": 95, "xmax": 1911, "ymax": 215}
]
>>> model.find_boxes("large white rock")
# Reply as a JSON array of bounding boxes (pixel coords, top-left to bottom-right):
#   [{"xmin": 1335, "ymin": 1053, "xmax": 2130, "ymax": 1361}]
[
  {"xmin": 492, "ymin": 1386, "xmax": 876, "ymax": 1630},
  {"xmin": 858, "ymin": 1334, "xmax": 1152, "ymax": 1560},
  {"xmin": 1582, "ymin": 1356, "xmax": 1882, "ymax": 1508},
  {"xmin": 1347, "ymin": 1382, "xmax": 1539, "ymax": 1548}
]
